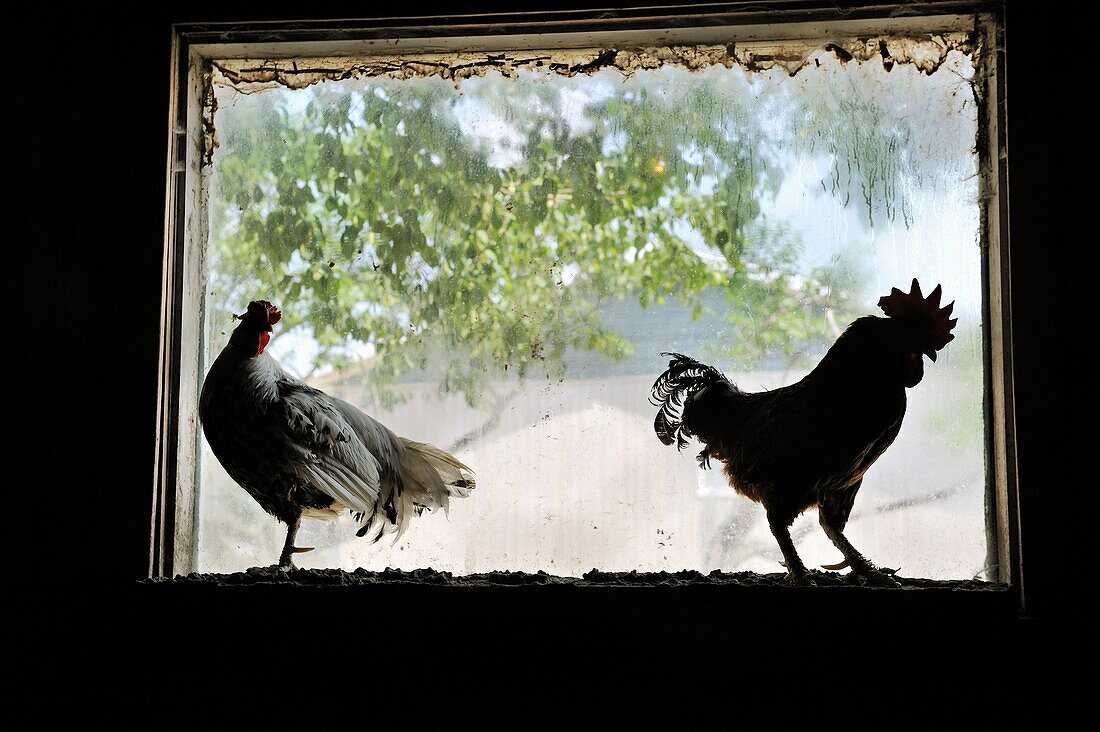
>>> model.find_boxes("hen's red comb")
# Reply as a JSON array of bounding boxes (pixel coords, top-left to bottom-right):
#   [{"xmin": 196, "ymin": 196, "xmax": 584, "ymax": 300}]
[
  {"xmin": 241, "ymin": 300, "xmax": 282, "ymax": 327},
  {"xmin": 878, "ymin": 279, "xmax": 957, "ymax": 361}
]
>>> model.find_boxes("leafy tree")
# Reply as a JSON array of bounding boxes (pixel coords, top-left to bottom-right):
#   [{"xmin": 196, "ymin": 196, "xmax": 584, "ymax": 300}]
[{"xmin": 206, "ymin": 65, "xmax": 889, "ymax": 407}]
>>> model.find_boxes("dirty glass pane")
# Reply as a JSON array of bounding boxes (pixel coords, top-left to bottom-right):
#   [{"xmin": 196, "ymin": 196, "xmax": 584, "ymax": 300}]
[{"xmin": 199, "ymin": 48, "xmax": 986, "ymax": 579}]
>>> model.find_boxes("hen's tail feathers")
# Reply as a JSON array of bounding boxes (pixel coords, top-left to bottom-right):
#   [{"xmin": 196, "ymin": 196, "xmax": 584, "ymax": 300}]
[
  {"xmin": 354, "ymin": 440, "xmax": 476, "ymax": 543},
  {"xmin": 650, "ymin": 352, "xmax": 729, "ymax": 450},
  {"xmin": 400, "ymin": 439, "xmax": 477, "ymax": 504}
]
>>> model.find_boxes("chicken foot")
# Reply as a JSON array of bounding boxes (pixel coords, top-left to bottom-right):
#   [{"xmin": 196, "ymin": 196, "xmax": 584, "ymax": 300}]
[
  {"xmin": 818, "ymin": 514, "xmax": 900, "ymax": 587},
  {"xmin": 768, "ymin": 513, "xmax": 815, "ymax": 586},
  {"xmin": 277, "ymin": 513, "xmax": 315, "ymax": 569},
  {"xmin": 819, "ymin": 558, "xmax": 898, "ymax": 573}
]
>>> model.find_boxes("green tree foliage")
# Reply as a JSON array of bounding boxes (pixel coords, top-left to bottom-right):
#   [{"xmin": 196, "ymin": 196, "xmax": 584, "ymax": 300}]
[{"xmin": 208, "ymin": 67, "xmax": 863, "ymax": 404}]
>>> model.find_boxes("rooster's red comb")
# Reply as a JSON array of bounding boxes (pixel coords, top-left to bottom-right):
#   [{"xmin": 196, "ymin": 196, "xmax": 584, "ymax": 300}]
[{"xmin": 878, "ymin": 279, "xmax": 957, "ymax": 361}]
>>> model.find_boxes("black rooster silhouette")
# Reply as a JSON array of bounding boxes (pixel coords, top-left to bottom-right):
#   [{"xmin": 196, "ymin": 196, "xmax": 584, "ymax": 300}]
[{"xmin": 651, "ymin": 279, "xmax": 957, "ymax": 586}]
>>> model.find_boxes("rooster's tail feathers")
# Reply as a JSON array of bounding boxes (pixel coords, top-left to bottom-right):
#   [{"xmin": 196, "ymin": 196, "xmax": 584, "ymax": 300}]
[{"xmin": 650, "ymin": 352, "xmax": 730, "ymax": 451}]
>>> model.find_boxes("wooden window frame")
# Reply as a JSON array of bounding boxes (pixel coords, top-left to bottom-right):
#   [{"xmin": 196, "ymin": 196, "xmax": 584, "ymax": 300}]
[{"xmin": 150, "ymin": 2, "xmax": 1021, "ymax": 616}]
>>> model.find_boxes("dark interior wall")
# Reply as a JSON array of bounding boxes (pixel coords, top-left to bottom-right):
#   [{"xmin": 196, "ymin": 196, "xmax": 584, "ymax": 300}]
[
  {"xmin": 997, "ymin": 1, "xmax": 1068, "ymax": 623},
  {"xmin": 17, "ymin": 2, "xmax": 1074, "ymax": 684}
]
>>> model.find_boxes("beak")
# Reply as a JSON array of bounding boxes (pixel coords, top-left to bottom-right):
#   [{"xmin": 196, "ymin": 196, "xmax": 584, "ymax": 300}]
[{"xmin": 925, "ymin": 348, "xmax": 937, "ymax": 362}]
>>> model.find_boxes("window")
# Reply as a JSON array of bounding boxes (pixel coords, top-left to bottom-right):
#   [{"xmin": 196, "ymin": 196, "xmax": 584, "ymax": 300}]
[{"xmin": 155, "ymin": 8, "xmax": 1015, "ymax": 590}]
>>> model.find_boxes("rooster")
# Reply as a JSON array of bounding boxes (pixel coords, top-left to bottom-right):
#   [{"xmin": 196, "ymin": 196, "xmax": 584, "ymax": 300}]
[
  {"xmin": 200, "ymin": 300, "xmax": 476, "ymax": 568},
  {"xmin": 651, "ymin": 279, "xmax": 957, "ymax": 586}
]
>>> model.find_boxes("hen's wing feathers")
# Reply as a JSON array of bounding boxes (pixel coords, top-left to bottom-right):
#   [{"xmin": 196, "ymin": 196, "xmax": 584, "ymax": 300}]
[
  {"xmin": 277, "ymin": 381, "xmax": 389, "ymax": 514},
  {"xmin": 327, "ymin": 395, "xmax": 405, "ymax": 480},
  {"xmin": 275, "ymin": 378, "xmax": 475, "ymax": 539}
]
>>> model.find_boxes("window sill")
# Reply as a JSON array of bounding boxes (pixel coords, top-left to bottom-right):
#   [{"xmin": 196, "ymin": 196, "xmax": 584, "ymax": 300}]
[{"xmin": 141, "ymin": 568, "xmax": 1017, "ymax": 622}]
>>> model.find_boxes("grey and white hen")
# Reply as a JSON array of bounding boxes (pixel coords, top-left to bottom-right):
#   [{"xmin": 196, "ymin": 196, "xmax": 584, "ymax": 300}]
[{"xmin": 200, "ymin": 300, "xmax": 475, "ymax": 568}]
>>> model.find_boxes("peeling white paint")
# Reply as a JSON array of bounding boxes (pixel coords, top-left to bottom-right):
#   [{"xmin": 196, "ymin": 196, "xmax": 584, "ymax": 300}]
[{"xmin": 209, "ymin": 31, "xmax": 979, "ymax": 94}]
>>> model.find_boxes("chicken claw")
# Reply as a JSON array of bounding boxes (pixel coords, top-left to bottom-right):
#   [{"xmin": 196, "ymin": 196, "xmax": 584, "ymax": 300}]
[
  {"xmin": 275, "ymin": 547, "xmax": 314, "ymax": 571},
  {"xmin": 782, "ymin": 570, "xmax": 817, "ymax": 587},
  {"xmin": 821, "ymin": 559, "xmax": 850, "ymax": 571},
  {"xmin": 778, "ymin": 561, "xmax": 817, "ymax": 586},
  {"xmin": 850, "ymin": 567, "xmax": 901, "ymax": 588}
]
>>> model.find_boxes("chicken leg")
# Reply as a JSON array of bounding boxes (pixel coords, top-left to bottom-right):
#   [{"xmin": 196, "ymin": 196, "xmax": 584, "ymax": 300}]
[
  {"xmin": 276, "ymin": 511, "xmax": 314, "ymax": 569},
  {"xmin": 818, "ymin": 505, "xmax": 899, "ymax": 587},
  {"xmin": 768, "ymin": 510, "xmax": 815, "ymax": 586}
]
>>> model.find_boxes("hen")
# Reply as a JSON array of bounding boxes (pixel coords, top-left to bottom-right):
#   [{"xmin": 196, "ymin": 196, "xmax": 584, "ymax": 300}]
[
  {"xmin": 200, "ymin": 300, "xmax": 476, "ymax": 568},
  {"xmin": 651, "ymin": 279, "xmax": 956, "ymax": 586}
]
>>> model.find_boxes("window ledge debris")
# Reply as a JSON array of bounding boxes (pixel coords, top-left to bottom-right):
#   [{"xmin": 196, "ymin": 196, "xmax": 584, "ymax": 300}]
[
  {"xmin": 146, "ymin": 566, "xmax": 1005, "ymax": 591},
  {"xmin": 141, "ymin": 568, "xmax": 1017, "ymax": 622},
  {"xmin": 210, "ymin": 31, "xmax": 978, "ymax": 93}
]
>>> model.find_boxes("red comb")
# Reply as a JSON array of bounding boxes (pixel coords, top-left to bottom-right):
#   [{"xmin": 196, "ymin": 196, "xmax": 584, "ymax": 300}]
[{"xmin": 878, "ymin": 279, "xmax": 957, "ymax": 360}]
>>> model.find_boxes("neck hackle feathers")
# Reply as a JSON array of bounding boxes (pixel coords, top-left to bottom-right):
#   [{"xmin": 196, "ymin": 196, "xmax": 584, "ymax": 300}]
[{"xmin": 877, "ymin": 279, "xmax": 957, "ymax": 361}]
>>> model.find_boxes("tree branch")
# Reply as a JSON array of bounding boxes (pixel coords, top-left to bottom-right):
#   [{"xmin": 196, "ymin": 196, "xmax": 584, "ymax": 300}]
[{"xmin": 446, "ymin": 386, "xmax": 523, "ymax": 453}]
